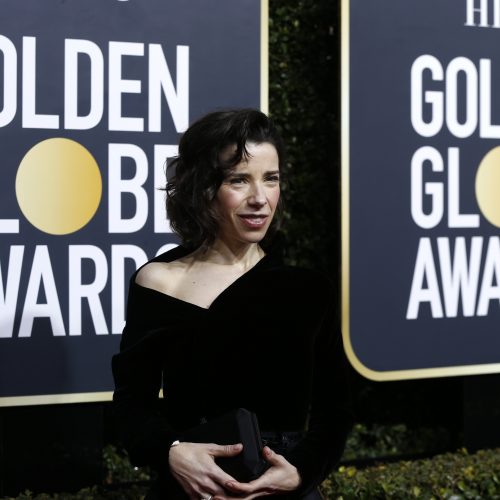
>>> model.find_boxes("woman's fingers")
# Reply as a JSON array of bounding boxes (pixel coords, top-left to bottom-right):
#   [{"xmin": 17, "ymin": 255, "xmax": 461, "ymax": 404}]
[
  {"xmin": 173, "ymin": 468, "xmax": 228, "ymax": 499},
  {"xmin": 214, "ymin": 494, "xmax": 270, "ymax": 500},
  {"xmin": 224, "ymin": 447, "xmax": 283, "ymax": 494},
  {"xmin": 169, "ymin": 441, "xmax": 298, "ymax": 499},
  {"xmin": 261, "ymin": 446, "xmax": 284, "ymax": 465},
  {"xmin": 169, "ymin": 442, "xmax": 240, "ymax": 497},
  {"xmin": 224, "ymin": 447, "xmax": 279, "ymax": 493},
  {"xmin": 224, "ymin": 446, "xmax": 300, "ymax": 496},
  {"xmin": 225, "ymin": 479, "xmax": 277, "ymax": 497},
  {"xmin": 204, "ymin": 443, "xmax": 244, "ymax": 485},
  {"xmin": 208, "ymin": 442, "xmax": 243, "ymax": 457},
  {"xmin": 197, "ymin": 476, "xmax": 228, "ymax": 498}
]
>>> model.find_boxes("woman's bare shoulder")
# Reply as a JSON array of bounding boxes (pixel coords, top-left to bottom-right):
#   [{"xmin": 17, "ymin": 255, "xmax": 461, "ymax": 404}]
[{"xmin": 135, "ymin": 260, "xmax": 187, "ymax": 291}]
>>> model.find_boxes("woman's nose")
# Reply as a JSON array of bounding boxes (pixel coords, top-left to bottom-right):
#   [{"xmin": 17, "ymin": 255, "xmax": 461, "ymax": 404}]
[{"xmin": 248, "ymin": 183, "xmax": 266, "ymax": 206}]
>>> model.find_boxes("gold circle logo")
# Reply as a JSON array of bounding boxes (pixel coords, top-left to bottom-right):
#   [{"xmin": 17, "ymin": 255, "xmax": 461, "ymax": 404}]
[
  {"xmin": 15, "ymin": 138, "xmax": 102, "ymax": 235},
  {"xmin": 475, "ymin": 146, "xmax": 500, "ymax": 228}
]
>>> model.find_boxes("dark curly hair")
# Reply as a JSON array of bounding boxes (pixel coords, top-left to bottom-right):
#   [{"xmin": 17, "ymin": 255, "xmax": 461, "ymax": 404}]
[{"xmin": 166, "ymin": 109, "xmax": 285, "ymax": 249}]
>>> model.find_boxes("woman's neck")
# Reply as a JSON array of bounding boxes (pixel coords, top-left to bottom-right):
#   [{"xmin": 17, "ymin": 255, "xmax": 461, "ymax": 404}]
[{"xmin": 192, "ymin": 239, "xmax": 264, "ymax": 269}]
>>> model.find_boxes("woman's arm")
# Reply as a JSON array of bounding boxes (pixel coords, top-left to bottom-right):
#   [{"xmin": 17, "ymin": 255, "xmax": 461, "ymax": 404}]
[
  {"xmin": 112, "ymin": 323, "xmax": 178, "ymax": 468},
  {"xmin": 112, "ymin": 280, "xmax": 245, "ymax": 499},
  {"xmin": 282, "ymin": 287, "xmax": 353, "ymax": 495},
  {"xmin": 113, "ymin": 326, "xmax": 250, "ymax": 500},
  {"xmin": 222, "ymin": 281, "xmax": 353, "ymax": 499}
]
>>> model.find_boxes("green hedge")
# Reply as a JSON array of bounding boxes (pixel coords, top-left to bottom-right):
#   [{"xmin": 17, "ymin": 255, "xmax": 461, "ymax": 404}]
[
  {"xmin": 342, "ymin": 423, "xmax": 452, "ymax": 461},
  {"xmin": 3, "ymin": 485, "xmax": 147, "ymax": 500},
  {"xmin": 322, "ymin": 448, "xmax": 500, "ymax": 500},
  {"xmin": 6, "ymin": 448, "xmax": 500, "ymax": 499},
  {"xmin": 269, "ymin": 0, "xmax": 340, "ymax": 275}
]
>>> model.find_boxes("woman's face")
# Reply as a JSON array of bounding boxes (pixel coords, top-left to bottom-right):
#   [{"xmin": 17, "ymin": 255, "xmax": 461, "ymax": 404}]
[{"xmin": 214, "ymin": 141, "xmax": 280, "ymax": 246}]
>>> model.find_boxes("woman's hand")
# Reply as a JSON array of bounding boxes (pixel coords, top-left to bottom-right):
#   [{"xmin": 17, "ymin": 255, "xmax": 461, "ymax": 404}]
[
  {"xmin": 168, "ymin": 441, "xmax": 243, "ymax": 500},
  {"xmin": 214, "ymin": 446, "xmax": 302, "ymax": 500}
]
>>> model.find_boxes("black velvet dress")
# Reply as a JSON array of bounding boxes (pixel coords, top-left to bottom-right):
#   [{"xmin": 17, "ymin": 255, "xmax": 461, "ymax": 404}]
[{"xmin": 112, "ymin": 245, "xmax": 352, "ymax": 499}]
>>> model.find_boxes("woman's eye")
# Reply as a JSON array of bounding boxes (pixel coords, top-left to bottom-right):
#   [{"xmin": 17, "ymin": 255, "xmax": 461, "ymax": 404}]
[
  {"xmin": 266, "ymin": 175, "xmax": 280, "ymax": 183},
  {"xmin": 229, "ymin": 177, "xmax": 246, "ymax": 184}
]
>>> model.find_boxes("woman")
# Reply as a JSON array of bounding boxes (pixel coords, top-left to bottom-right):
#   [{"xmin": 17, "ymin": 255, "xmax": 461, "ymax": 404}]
[{"xmin": 112, "ymin": 109, "xmax": 352, "ymax": 500}]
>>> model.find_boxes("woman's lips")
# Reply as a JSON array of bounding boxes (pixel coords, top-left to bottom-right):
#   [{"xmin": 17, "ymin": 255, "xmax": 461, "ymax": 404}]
[{"xmin": 237, "ymin": 214, "xmax": 268, "ymax": 228}]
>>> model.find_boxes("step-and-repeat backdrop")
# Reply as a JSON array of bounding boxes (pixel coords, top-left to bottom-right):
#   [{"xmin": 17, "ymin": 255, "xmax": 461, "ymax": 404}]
[
  {"xmin": 343, "ymin": 0, "xmax": 500, "ymax": 379},
  {"xmin": 0, "ymin": 0, "xmax": 266, "ymax": 405}
]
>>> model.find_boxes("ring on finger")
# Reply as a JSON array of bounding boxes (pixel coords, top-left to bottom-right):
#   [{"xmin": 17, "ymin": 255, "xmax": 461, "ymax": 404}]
[{"xmin": 200, "ymin": 495, "xmax": 213, "ymax": 500}]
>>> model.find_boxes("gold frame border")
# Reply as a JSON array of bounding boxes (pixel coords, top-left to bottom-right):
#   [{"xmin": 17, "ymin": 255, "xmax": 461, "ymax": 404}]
[
  {"xmin": 261, "ymin": 0, "xmax": 269, "ymax": 114},
  {"xmin": 0, "ymin": 0, "xmax": 269, "ymax": 408},
  {"xmin": 340, "ymin": 0, "xmax": 500, "ymax": 381},
  {"xmin": 0, "ymin": 391, "xmax": 113, "ymax": 408}
]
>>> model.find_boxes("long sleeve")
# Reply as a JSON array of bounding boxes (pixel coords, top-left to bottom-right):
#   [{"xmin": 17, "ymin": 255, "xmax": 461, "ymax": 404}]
[
  {"xmin": 111, "ymin": 280, "xmax": 179, "ymax": 469},
  {"xmin": 283, "ymin": 287, "xmax": 353, "ymax": 495},
  {"xmin": 112, "ymin": 326, "xmax": 179, "ymax": 468}
]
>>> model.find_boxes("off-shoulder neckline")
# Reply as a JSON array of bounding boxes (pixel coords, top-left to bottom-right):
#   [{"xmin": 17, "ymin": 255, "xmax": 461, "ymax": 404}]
[{"xmin": 133, "ymin": 250, "xmax": 269, "ymax": 311}]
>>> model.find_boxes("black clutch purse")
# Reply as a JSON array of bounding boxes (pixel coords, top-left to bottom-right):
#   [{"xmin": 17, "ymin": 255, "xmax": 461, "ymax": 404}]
[{"xmin": 180, "ymin": 408, "xmax": 268, "ymax": 482}]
